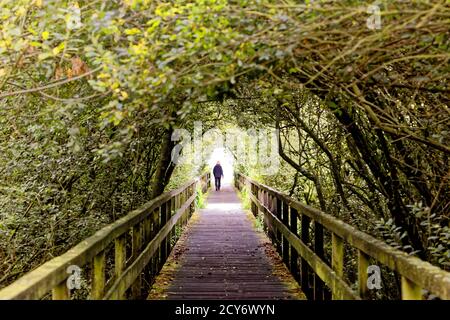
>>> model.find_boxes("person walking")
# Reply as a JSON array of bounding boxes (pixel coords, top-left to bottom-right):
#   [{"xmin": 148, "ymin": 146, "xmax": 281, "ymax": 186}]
[{"xmin": 213, "ymin": 161, "xmax": 224, "ymax": 191}]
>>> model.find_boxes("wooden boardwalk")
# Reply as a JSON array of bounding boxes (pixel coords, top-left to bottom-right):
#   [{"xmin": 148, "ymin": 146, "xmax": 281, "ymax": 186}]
[{"xmin": 148, "ymin": 183, "xmax": 305, "ymax": 300}]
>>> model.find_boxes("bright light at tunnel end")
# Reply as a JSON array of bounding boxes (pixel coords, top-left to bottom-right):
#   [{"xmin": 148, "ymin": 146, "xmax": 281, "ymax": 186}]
[{"xmin": 207, "ymin": 148, "xmax": 234, "ymax": 184}]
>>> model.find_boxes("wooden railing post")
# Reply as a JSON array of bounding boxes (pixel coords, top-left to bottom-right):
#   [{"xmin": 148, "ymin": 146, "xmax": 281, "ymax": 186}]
[
  {"xmin": 185, "ymin": 186, "xmax": 188, "ymax": 220},
  {"xmin": 258, "ymin": 188, "xmax": 267, "ymax": 234},
  {"xmin": 331, "ymin": 233, "xmax": 344, "ymax": 299},
  {"xmin": 251, "ymin": 184, "xmax": 257, "ymax": 217},
  {"xmin": 91, "ymin": 250, "xmax": 106, "ymax": 299},
  {"xmin": 185, "ymin": 187, "xmax": 190, "ymax": 222},
  {"xmin": 185, "ymin": 187, "xmax": 189, "ymax": 216},
  {"xmin": 176, "ymin": 193, "xmax": 182, "ymax": 227},
  {"xmin": 274, "ymin": 196, "xmax": 282, "ymax": 255},
  {"xmin": 358, "ymin": 250, "xmax": 370, "ymax": 299},
  {"xmin": 167, "ymin": 197, "xmax": 174, "ymax": 253},
  {"xmin": 184, "ymin": 187, "xmax": 189, "ymax": 221},
  {"xmin": 282, "ymin": 201, "xmax": 290, "ymax": 266},
  {"xmin": 263, "ymin": 190, "xmax": 267, "ymax": 207},
  {"xmin": 401, "ymin": 276, "xmax": 422, "ymax": 300},
  {"xmin": 269, "ymin": 194, "xmax": 274, "ymax": 242},
  {"xmin": 159, "ymin": 202, "xmax": 168, "ymax": 269},
  {"xmin": 151, "ymin": 208, "xmax": 160, "ymax": 282},
  {"xmin": 131, "ymin": 223, "xmax": 143, "ymax": 299},
  {"xmin": 52, "ymin": 280, "xmax": 69, "ymax": 300},
  {"xmin": 301, "ymin": 214, "xmax": 311, "ymax": 298},
  {"xmin": 264, "ymin": 191, "xmax": 275, "ymax": 242},
  {"xmin": 190, "ymin": 184, "xmax": 195, "ymax": 217},
  {"xmin": 179, "ymin": 191, "xmax": 184, "ymax": 224},
  {"xmin": 114, "ymin": 235, "xmax": 126, "ymax": 299},
  {"xmin": 165, "ymin": 200, "xmax": 171, "ymax": 257},
  {"xmin": 290, "ymin": 207, "xmax": 299, "ymax": 281},
  {"xmin": 313, "ymin": 221, "xmax": 324, "ymax": 300},
  {"xmin": 144, "ymin": 217, "xmax": 151, "ymax": 246},
  {"xmin": 142, "ymin": 216, "xmax": 152, "ymax": 295}
]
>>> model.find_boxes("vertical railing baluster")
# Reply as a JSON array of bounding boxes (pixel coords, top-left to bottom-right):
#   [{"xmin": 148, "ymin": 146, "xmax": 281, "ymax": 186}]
[
  {"xmin": 331, "ymin": 233, "xmax": 344, "ymax": 300},
  {"xmin": 194, "ymin": 183, "xmax": 197, "ymax": 208},
  {"xmin": 259, "ymin": 188, "xmax": 268, "ymax": 234},
  {"xmin": 159, "ymin": 202, "xmax": 167, "ymax": 269},
  {"xmin": 262, "ymin": 190, "xmax": 268, "ymax": 238},
  {"xmin": 188, "ymin": 186, "xmax": 191, "ymax": 213},
  {"xmin": 301, "ymin": 213, "xmax": 311, "ymax": 298},
  {"xmin": 142, "ymin": 216, "xmax": 152, "ymax": 295},
  {"xmin": 165, "ymin": 201, "xmax": 171, "ymax": 259},
  {"xmin": 263, "ymin": 190, "xmax": 267, "ymax": 207},
  {"xmin": 190, "ymin": 184, "xmax": 195, "ymax": 217},
  {"xmin": 185, "ymin": 189, "xmax": 190, "ymax": 223},
  {"xmin": 115, "ymin": 235, "xmax": 126, "ymax": 269},
  {"xmin": 274, "ymin": 196, "xmax": 282, "ymax": 254},
  {"xmin": 186, "ymin": 186, "xmax": 191, "ymax": 221},
  {"xmin": 176, "ymin": 193, "xmax": 182, "ymax": 228},
  {"xmin": 151, "ymin": 208, "xmax": 160, "ymax": 281},
  {"xmin": 251, "ymin": 184, "xmax": 257, "ymax": 217},
  {"xmin": 145, "ymin": 216, "xmax": 152, "ymax": 244},
  {"xmin": 268, "ymin": 193, "xmax": 275, "ymax": 243},
  {"xmin": 52, "ymin": 280, "xmax": 69, "ymax": 300},
  {"xmin": 290, "ymin": 207, "xmax": 299, "ymax": 282},
  {"xmin": 314, "ymin": 221, "xmax": 324, "ymax": 300},
  {"xmin": 401, "ymin": 276, "xmax": 422, "ymax": 300},
  {"xmin": 92, "ymin": 250, "xmax": 106, "ymax": 299},
  {"xmin": 358, "ymin": 250, "xmax": 369, "ymax": 299},
  {"xmin": 282, "ymin": 201, "xmax": 290, "ymax": 266},
  {"xmin": 114, "ymin": 234, "xmax": 126, "ymax": 299},
  {"xmin": 131, "ymin": 223, "xmax": 142, "ymax": 299},
  {"xmin": 167, "ymin": 197, "xmax": 174, "ymax": 254},
  {"xmin": 183, "ymin": 188, "xmax": 187, "ymax": 219}
]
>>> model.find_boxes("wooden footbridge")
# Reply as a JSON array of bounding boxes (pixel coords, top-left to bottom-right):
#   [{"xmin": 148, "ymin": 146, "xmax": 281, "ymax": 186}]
[{"xmin": 0, "ymin": 173, "xmax": 449, "ymax": 300}]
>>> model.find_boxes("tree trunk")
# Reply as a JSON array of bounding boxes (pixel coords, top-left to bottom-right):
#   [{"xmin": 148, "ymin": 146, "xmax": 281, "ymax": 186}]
[
  {"xmin": 329, "ymin": 101, "xmax": 426, "ymax": 258},
  {"xmin": 150, "ymin": 127, "xmax": 176, "ymax": 199}
]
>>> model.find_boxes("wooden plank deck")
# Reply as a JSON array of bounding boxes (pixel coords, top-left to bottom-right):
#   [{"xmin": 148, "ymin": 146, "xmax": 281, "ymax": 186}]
[{"xmin": 148, "ymin": 183, "xmax": 305, "ymax": 300}]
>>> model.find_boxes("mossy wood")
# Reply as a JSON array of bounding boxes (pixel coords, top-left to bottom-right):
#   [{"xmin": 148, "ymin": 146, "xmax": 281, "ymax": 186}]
[
  {"xmin": 235, "ymin": 173, "xmax": 450, "ymax": 300},
  {"xmin": 0, "ymin": 174, "xmax": 210, "ymax": 300}
]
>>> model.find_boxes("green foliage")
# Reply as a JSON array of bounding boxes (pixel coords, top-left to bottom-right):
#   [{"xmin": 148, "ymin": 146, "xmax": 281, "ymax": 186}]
[
  {"xmin": 195, "ymin": 185, "xmax": 206, "ymax": 209},
  {"xmin": 237, "ymin": 185, "xmax": 263, "ymax": 232},
  {"xmin": 410, "ymin": 202, "xmax": 450, "ymax": 268},
  {"xmin": 254, "ymin": 213, "xmax": 264, "ymax": 233},
  {"xmin": 375, "ymin": 218, "xmax": 411, "ymax": 252},
  {"xmin": 237, "ymin": 185, "xmax": 250, "ymax": 211},
  {"xmin": 171, "ymin": 224, "xmax": 183, "ymax": 247}
]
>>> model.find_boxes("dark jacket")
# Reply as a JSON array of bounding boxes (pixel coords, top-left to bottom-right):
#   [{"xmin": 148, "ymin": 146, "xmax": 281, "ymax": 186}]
[{"xmin": 213, "ymin": 164, "xmax": 223, "ymax": 178}]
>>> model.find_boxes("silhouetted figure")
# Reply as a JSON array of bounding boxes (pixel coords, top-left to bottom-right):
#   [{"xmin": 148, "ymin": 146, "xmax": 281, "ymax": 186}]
[{"xmin": 213, "ymin": 161, "xmax": 224, "ymax": 191}]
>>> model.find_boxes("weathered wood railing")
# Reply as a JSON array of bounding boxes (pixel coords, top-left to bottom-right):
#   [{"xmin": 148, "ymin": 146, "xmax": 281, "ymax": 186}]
[
  {"xmin": 235, "ymin": 173, "xmax": 450, "ymax": 300},
  {"xmin": 0, "ymin": 173, "xmax": 210, "ymax": 300}
]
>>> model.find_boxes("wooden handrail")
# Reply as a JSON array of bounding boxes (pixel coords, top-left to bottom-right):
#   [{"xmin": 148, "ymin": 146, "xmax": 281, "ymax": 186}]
[
  {"xmin": 0, "ymin": 173, "xmax": 211, "ymax": 300},
  {"xmin": 235, "ymin": 173, "xmax": 450, "ymax": 300}
]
